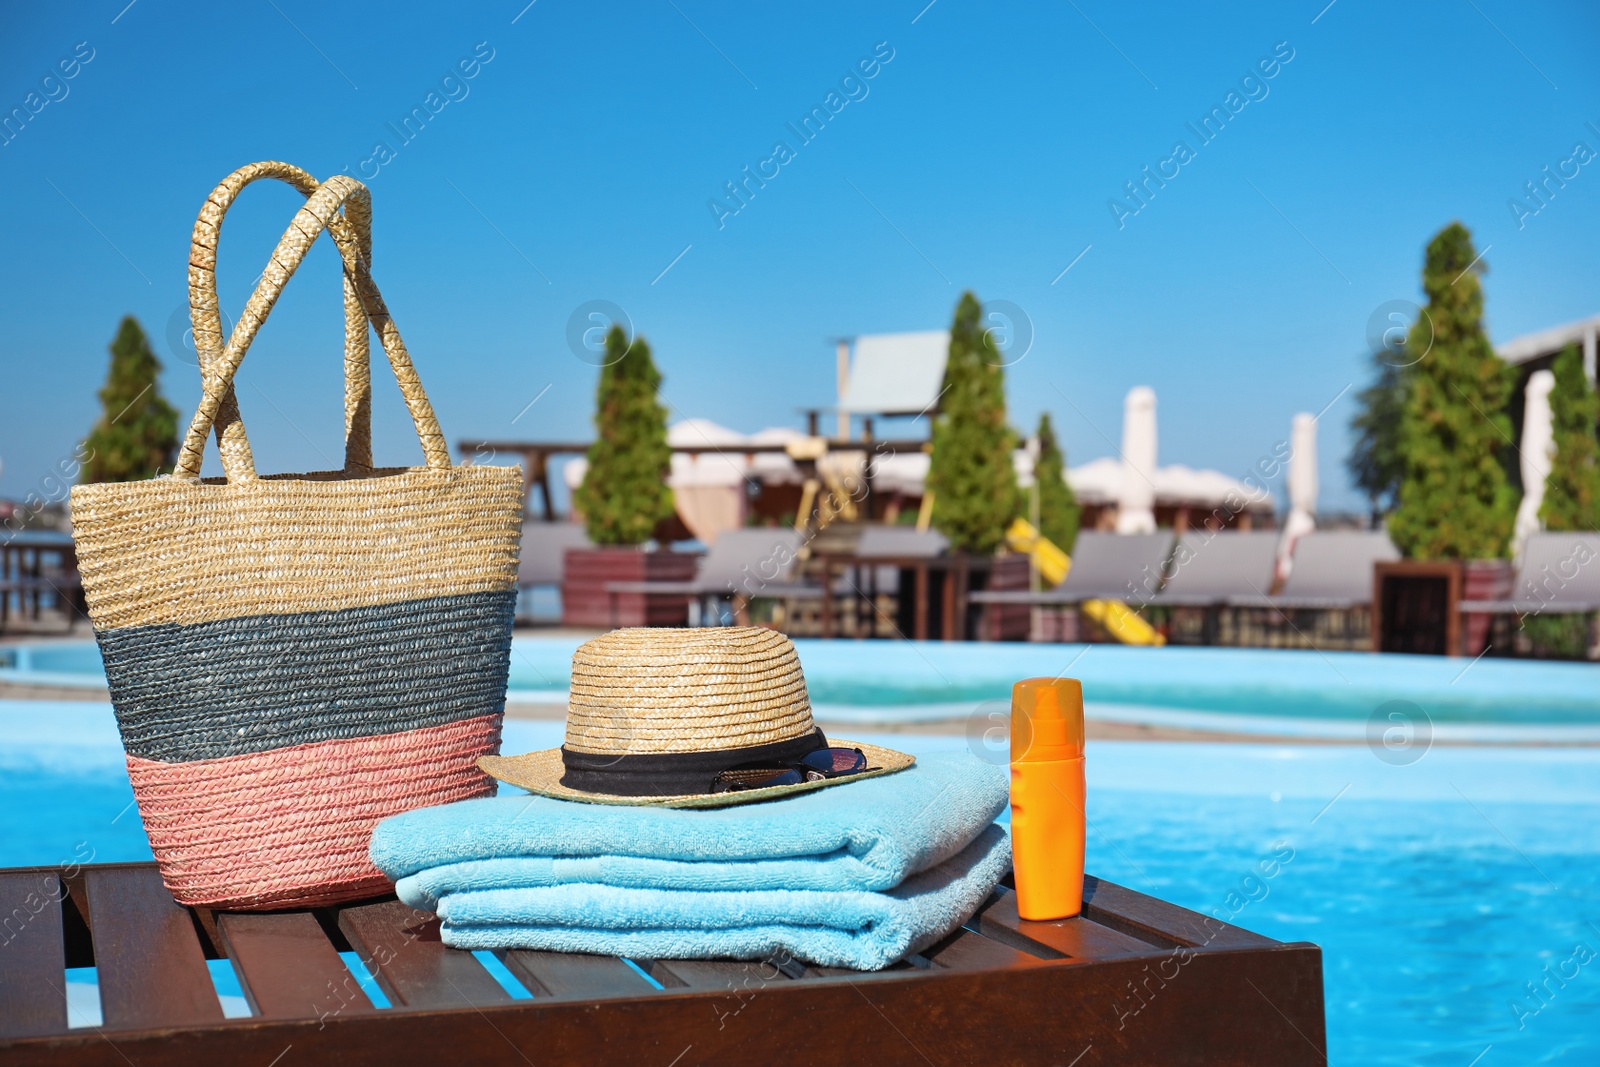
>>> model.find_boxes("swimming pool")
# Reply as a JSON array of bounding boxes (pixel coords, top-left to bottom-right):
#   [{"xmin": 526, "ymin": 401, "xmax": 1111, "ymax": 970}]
[
  {"xmin": 9, "ymin": 637, "xmax": 1599, "ymax": 741},
  {"xmin": 4, "ymin": 701, "xmax": 1596, "ymax": 1064}
]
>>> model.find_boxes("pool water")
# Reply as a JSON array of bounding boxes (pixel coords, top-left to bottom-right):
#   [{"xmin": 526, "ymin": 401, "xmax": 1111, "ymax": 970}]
[
  {"xmin": 5, "ymin": 703, "xmax": 1597, "ymax": 1064},
  {"xmin": 8, "ymin": 637, "xmax": 1600, "ymax": 741},
  {"xmin": 506, "ymin": 638, "xmax": 1600, "ymax": 734}
]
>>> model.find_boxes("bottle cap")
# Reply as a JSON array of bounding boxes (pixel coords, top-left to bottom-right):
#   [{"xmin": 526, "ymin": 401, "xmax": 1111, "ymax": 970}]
[{"xmin": 1011, "ymin": 677, "xmax": 1085, "ymax": 762}]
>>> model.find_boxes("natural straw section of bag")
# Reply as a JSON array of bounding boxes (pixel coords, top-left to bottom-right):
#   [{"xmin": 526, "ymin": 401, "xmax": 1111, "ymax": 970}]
[
  {"xmin": 126, "ymin": 713, "xmax": 502, "ymax": 910},
  {"xmin": 71, "ymin": 464, "xmax": 522, "ymax": 630},
  {"xmin": 187, "ymin": 162, "xmax": 378, "ymax": 477},
  {"xmin": 173, "ymin": 174, "xmax": 450, "ymax": 482},
  {"xmin": 564, "ymin": 627, "xmax": 815, "ymax": 755}
]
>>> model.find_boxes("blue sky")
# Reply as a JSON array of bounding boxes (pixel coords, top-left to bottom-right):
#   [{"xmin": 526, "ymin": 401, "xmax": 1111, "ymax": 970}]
[{"xmin": 2, "ymin": 0, "xmax": 1598, "ymax": 513}]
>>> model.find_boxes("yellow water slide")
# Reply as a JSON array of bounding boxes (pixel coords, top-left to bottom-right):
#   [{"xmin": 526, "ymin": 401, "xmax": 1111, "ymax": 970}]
[
  {"xmin": 1005, "ymin": 519, "xmax": 1165, "ymax": 646},
  {"xmin": 1005, "ymin": 517, "xmax": 1070, "ymax": 585},
  {"xmin": 1080, "ymin": 598, "xmax": 1165, "ymax": 646}
]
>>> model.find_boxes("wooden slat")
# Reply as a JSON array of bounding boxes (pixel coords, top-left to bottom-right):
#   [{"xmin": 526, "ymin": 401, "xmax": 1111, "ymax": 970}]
[
  {"xmin": 921, "ymin": 928, "xmax": 1050, "ymax": 971},
  {"xmin": 770, "ymin": 954, "xmax": 809, "ymax": 980},
  {"xmin": 1082, "ymin": 875, "xmax": 1278, "ymax": 949},
  {"xmin": 498, "ymin": 951, "xmax": 656, "ymax": 1000},
  {"xmin": 0, "ymin": 942, "xmax": 1328, "ymax": 1067},
  {"xmin": 652, "ymin": 959, "xmax": 789, "ymax": 991},
  {"xmin": 800, "ymin": 957, "xmax": 922, "ymax": 979},
  {"xmin": 0, "ymin": 862, "xmax": 1323, "ymax": 1065},
  {"xmin": 337, "ymin": 900, "xmax": 512, "ymax": 1011},
  {"xmin": 82, "ymin": 867, "xmax": 222, "ymax": 1030},
  {"xmin": 624, "ymin": 958, "xmax": 687, "ymax": 988},
  {"xmin": 0, "ymin": 871, "xmax": 67, "ymax": 1038},
  {"xmin": 972, "ymin": 886, "xmax": 1153, "ymax": 961},
  {"xmin": 217, "ymin": 911, "xmax": 377, "ymax": 1022}
]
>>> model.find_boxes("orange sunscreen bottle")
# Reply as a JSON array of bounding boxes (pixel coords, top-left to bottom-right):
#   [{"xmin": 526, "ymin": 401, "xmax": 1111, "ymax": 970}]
[{"xmin": 1009, "ymin": 676, "xmax": 1087, "ymax": 920}]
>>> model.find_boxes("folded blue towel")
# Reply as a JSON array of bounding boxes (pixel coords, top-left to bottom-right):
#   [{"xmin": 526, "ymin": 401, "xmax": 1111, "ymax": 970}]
[
  {"xmin": 430, "ymin": 823, "xmax": 1011, "ymax": 970},
  {"xmin": 372, "ymin": 752, "xmax": 1007, "ymax": 901}
]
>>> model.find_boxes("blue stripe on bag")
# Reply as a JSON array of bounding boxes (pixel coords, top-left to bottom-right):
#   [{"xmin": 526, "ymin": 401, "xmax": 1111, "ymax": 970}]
[{"xmin": 98, "ymin": 589, "xmax": 515, "ymax": 763}]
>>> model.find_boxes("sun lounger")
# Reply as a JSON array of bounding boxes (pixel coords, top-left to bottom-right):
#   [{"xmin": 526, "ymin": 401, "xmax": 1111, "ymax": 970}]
[
  {"xmin": 606, "ymin": 528, "xmax": 822, "ymax": 625},
  {"xmin": 849, "ymin": 526, "xmax": 950, "ymax": 597},
  {"xmin": 0, "ymin": 859, "xmax": 1326, "ymax": 1065},
  {"xmin": 968, "ymin": 531, "xmax": 1175, "ymax": 606},
  {"xmin": 1148, "ymin": 531, "xmax": 1280, "ymax": 607},
  {"xmin": 1230, "ymin": 531, "xmax": 1400, "ymax": 610},
  {"xmin": 518, "ymin": 522, "xmax": 591, "ymax": 590},
  {"xmin": 855, "ymin": 526, "xmax": 949, "ymax": 559},
  {"xmin": 0, "ymin": 531, "xmax": 82, "ymax": 630},
  {"xmin": 1459, "ymin": 531, "xmax": 1600, "ymax": 614},
  {"xmin": 515, "ymin": 523, "xmax": 590, "ymax": 622}
]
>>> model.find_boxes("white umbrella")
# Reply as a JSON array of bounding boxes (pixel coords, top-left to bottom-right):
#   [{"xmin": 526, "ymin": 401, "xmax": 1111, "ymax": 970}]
[
  {"xmin": 1116, "ymin": 386, "xmax": 1157, "ymax": 534},
  {"xmin": 1276, "ymin": 413, "xmax": 1318, "ymax": 582},
  {"xmin": 1511, "ymin": 369, "xmax": 1556, "ymax": 560}
]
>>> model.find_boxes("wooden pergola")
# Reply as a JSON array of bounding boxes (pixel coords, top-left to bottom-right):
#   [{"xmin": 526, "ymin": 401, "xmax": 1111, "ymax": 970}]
[{"xmin": 458, "ymin": 438, "xmax": 931, "ymax": 522}]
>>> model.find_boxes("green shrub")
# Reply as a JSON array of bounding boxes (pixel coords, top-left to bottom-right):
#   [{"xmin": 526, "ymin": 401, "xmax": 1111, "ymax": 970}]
[
  {"xmin": 573, "ymin": 326, "xmax": 674, "ymax": 545},
  {"xmin": 1033, "ymin": 412, "xmax": 1080, "ymax": 554},
  {"xmin": 1346, "ymin": 349, "xmax": 1407, "ymax": 521},
  {"xmin": 1520, "ymin": 612, "xmax": 1592, "ymax": 660},
  {"xmin": 1389, "ymin": 223, "xmax": 1516, "ymax": 560},
  {"xmin": 1540, "ymin": 344, "xmax": 1600, "ymax": 532},
  {"xmin": 81, "ymin": 316, "xmax": 178, "ymax": 484},
  {"xmin": 927, "ymin": 292, "xmax": 1020, "ymax": 554}
]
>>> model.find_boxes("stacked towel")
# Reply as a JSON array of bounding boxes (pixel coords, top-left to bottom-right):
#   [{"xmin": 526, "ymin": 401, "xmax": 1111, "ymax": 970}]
[
  {"xmin": 370, "ymin": 751, "xmax": 1011, "ymax": 970},
  {"xmin": 431, "ymin": 825, "xmax": 1010, "ymax": 971}
]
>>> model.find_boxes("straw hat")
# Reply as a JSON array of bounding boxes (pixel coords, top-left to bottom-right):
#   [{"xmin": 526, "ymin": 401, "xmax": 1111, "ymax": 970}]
[{"xmin": 478, "ymin": 627, "xmax": 914, "ymax": 808}]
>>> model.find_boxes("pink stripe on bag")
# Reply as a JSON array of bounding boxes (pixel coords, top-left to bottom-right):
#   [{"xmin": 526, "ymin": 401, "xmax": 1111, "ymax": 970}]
[{"xmin": 126, "ymin": 713, "xmax": 502, "ymax": 910}]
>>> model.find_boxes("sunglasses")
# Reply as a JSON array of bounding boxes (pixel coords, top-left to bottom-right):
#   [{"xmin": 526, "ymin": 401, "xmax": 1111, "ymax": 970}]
[{"xmin": 711, "ymin": 747, "xmax": 870, "ymax": 793}]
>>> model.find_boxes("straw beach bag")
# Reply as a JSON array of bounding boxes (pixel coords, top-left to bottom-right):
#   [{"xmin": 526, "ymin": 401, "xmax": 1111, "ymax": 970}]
[{"xmin": 69, "ymin": 162, "xmax": 523, "ymax": 910}]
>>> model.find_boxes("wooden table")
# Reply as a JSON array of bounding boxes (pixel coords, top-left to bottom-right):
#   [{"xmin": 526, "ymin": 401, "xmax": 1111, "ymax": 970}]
[
  {"xmin": 812, "ymin": 553, "xmax": 1031, "ymax": 642},
  {"xmin": 0, "ymin": 861, "xmax": 1325, "ymax": 1065}
]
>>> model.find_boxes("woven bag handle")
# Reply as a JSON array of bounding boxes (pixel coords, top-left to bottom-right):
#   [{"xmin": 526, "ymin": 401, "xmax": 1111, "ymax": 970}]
[
  {"xmin": 174, "ymin": 175, "xmax": 451, "ymax": 482},
  {"xmin": 189, "ymin": 161, "xmax": 377, "ymax": 475}
]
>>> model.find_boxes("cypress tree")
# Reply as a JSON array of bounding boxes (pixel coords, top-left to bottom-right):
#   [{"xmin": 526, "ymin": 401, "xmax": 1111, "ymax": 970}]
[
  {"xmin": 1033, "ymin": 412, "xmax": 1080, "ymax": 553},
  {"xmin": 1540, "ymin": 343, "xmax": 1600, "ymax": 531},
  {"xmin": 1388, "ymin": 223, "xmax": 1515, "ymax": 560},
  {"xmin": 927, "ymin": 292, "xmax": 1020, "ymax": 555},
  {"xmin": 573, "ymin": 326, "xmax": 674, "ymax": 545},
  {"xmin": 81, "ymin": 316, "xmax": 179, "ymax": 483},
  {"xmin": 1346, "ymin": 348, "xmax": 1408, "ymax": 524}
]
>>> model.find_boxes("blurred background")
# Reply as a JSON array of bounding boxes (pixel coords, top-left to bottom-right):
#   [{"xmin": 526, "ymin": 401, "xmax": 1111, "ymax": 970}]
[{"xmin": 2, "ymin": 0, "xmax": 1598, "ymax": 516}]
